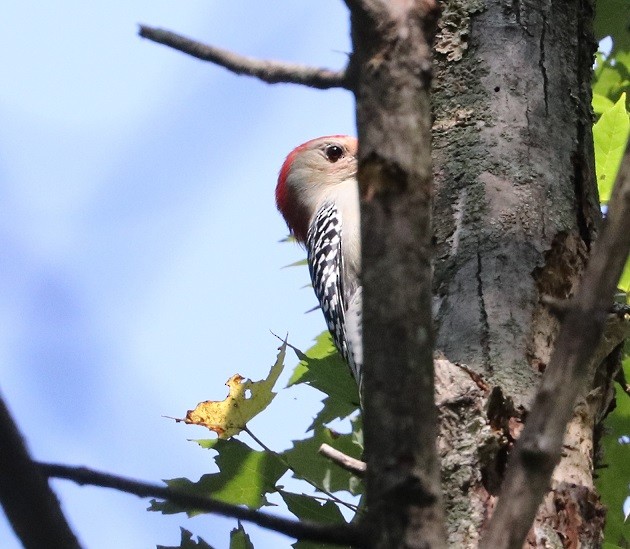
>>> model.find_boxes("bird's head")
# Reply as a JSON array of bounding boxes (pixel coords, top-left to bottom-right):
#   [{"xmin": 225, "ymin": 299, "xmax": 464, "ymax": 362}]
[{"xmin": 276, "ymin": 135, "xmax": 358, "ymax": 243}]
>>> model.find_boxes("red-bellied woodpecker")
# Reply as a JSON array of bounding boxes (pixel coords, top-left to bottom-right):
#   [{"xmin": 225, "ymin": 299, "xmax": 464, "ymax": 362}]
[{"xmin": 276, "ymin": 135, "xmax": 363, "ymax": 389}]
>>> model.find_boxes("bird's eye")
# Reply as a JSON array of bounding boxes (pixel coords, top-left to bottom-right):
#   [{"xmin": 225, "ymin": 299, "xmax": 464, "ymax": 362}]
[{"xmin": 324, "ymin": 145, "xmax": 344, "ymax": 163}]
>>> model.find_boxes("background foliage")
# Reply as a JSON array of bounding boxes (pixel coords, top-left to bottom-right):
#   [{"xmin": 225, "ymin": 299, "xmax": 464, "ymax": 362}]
[{"xmin": 592, "ymin": 1, "xmax": 630, "ymax": 547}]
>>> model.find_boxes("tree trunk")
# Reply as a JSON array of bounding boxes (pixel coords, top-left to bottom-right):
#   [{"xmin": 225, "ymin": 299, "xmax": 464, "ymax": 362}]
[
  {"xmin": 430, "ymin": 0, "xmax": 611, "ymax": 545},
  {"xmin": 350, "ymin": 1, "xmax": 447, "ymax": 546}
]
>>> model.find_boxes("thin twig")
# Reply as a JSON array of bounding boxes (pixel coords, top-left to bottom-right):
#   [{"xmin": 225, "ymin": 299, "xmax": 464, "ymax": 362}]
[
  {"xmin": 138, "ymin": 26, "xmax": 349, "ymax": 90},
  {"xmin": 0, "ymin": 394, "xmax": 81, "ymax": 549},
  {"xmin": 481, "ymin": 142, "xmax": 630, "ymax": 548},
  {"xmin": 309, "ymin": 493, "xmax": 360, "ymax": 511},
  {"xmin": 243, "ymin": 427, "xmax": 357, "ymax": 513},
  {"xmin": 319, "ymin": 443, "xmax": 366, "ymax": 477},
  {"xmin": 39, "ymin": 462, "xmax": 365, "ymax": 547}
]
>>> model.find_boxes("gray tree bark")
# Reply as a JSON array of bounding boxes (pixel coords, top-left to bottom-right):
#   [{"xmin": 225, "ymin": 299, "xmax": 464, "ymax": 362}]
[{"xmin": 430, "ymin": 0, "xmax": 613, "ymax": 546}]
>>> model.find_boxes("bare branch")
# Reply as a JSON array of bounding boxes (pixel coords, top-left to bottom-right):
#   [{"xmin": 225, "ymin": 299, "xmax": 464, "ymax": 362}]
[
  {"xmin": 0, "ymin": 394, "xmax": 81, "ymax": 549},
  {"xmin": 138, "ymin": 26, "xmax": 349, "ymax": 90},
  {"xmin": 39, "ymin": 462, "xmax": 365, "ymax": 547},
  {"xmin": 319, "ymin": 443, "xmax": 367, "ymax": 477},
  {"xmin": 481, "ymin": 142, "xmax": 630, "ymax": 548}
]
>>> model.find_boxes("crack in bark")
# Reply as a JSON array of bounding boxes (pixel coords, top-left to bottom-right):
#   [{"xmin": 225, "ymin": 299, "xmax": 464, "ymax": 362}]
[
  {"xmin": 524, "ymin": 99, "xmax": 533, "ymax": 163},
  {"xmin": 570, "ymin": 0, "xmax": 598, "ymax": 250},
  {"xmin": 538, "ymin": 10, "xmax": 549, "ymax": 116},
  {"xmin": 572, "ymin": 131, "xmax": 593, "ymax": 249},
  {"xmin": 476, "ymin": 248, "xmax": 492, "ymax": 373}
]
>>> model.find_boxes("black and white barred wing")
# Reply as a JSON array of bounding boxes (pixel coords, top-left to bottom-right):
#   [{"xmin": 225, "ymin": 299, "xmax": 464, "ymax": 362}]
[{"xmin": 306, "ymin": 203, "xmax": 360, "ymax": 383}]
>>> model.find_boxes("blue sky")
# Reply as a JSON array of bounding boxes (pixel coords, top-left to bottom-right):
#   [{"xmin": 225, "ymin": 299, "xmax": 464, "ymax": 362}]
[{"xmin": 0, "ymin": 1, "xmax": 355, "ymax": 547}]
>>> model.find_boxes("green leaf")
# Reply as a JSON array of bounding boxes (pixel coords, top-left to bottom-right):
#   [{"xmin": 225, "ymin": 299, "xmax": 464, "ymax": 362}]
[
  {"xmin": 279, "ymin": 490, "xmax": 346, "ymax": 523},
  {"xmin": 618, "ymin": 258, "xmax": 630, "ymax": 296},
  {"xmin": 283, "ymin": 258, "xmax": 309, "ymax": 268},
  {"xmin": 616, "ymin": 51, "xmax": 630, "ymax": 81},
  {"xmin": 149, "ymin": 438, "xmax": 288, "ymax": 515},
  {"xmin": 282, "ymin": 427, "xmax": 363, "ymax": 495},
  {"xmin": 308, "ymin": 396, "xmax": 357, "ymax": 432},
  {"xmin": 593, "ymin": 65, "xmax": 618, "ymax": 102},
  {"xmin": 279, "ymin": 491, "xmax": 351, "ymax": 549},
  {"xmin": 594, "ymin": 93, "xmax": 616, "ymax": 114},
  {"xmin": 287, "ymin": 332, "xmax": 360, "ymax": 410},
  {"xmin": 597, "ymin": 356, "xmax": 630, "ymax": 547},
  {"xmin": 157, "ymin": 528, "xmax": 215, "ymax": 549},
  {"xmin": 350, "ymin": 414, "xmax": 364, "ymax": 452},
  {"xmin": 593, "ymin": 53, "xmax": 630, "ymax": 105},
  {"xmin": 229, "ymin": 521, "xmax": 254, "ymax": 549},
  {"xmin": 594, "ymin": 93, "xmax": 629, "ymax": 203},
  {"xmin": 603, "ymin": 543, "xmax": 626, "ymax": 549}
]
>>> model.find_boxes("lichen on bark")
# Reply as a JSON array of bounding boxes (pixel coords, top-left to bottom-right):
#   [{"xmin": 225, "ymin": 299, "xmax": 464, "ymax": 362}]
[{"xmin": 435, "ymin": 0, "xmax": 486, "ymax": 62}]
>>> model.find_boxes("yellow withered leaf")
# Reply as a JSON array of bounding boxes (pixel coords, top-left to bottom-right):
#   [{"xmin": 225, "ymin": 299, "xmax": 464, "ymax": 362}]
[{"xmin": 176, "ymin": 341, "xmax": 286, "ymax": 439}]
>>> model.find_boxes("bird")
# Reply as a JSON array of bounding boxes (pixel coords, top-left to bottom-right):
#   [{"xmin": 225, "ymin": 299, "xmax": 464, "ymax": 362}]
[{"xmin": 275, "ymin": 135, "xmax": 363, "ymax": 388}]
